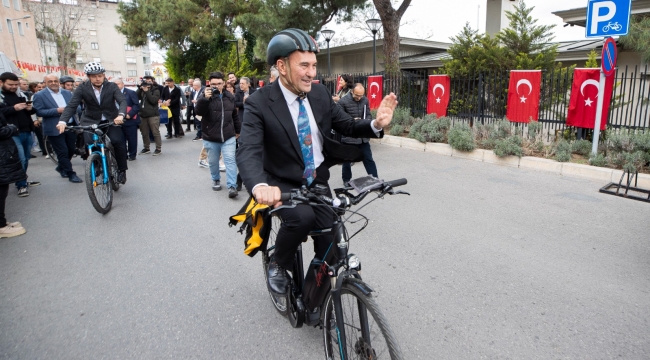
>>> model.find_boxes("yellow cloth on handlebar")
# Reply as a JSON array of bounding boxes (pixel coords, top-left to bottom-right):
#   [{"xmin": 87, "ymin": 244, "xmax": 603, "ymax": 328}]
[{"xmin": 229, "ymin": 196, "xmax": 271, "ymax": 257}]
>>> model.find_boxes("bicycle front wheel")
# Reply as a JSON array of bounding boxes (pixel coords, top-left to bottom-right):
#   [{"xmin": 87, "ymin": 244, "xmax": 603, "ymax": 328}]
[
  {"xmin": 44, "ymin": 136, "xmax": 58, "ymax": 165},
  {"xmin": 108, "ymin": 151, "xmax": 120, "ymax": 192},
  {"xmin": 323, "ymin": 279, "xmax": 403, "ymax": 360},
  {"xmin": 85, "ymin": 153, "xmax": 113, "ymax": 214},
  {"xmin": 262, "ymin": 214, "xmax": 289, "ymax": 316}
]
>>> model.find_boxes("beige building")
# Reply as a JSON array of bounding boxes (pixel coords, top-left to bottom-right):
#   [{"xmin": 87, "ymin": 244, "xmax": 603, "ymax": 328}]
[
  {"xmin": 72, "ymin": 0, "xmax": 150, "ymax": 85},
  {"xmin": 0, "ymin": 0, "xmax": 43, "ymax": 81}
]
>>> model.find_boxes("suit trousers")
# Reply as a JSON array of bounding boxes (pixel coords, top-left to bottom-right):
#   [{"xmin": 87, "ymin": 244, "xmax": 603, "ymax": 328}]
[
  {"xmin": 139, "ymin": 116, "xmax": 161, "ymax": 150},
  {"xmin": 84, "ymin": 125, "xmax": 128, "ymax": 171},
  {"xmin": 273, "ymin": 164, "xmax": 336, "ymax": 270},
  {"xmin": 121, "ymin": 124, "xmax": 139, "ymax": 159},
  {"xmin": 185, "ymin": 106, "xmax": 195, "ymax": 130},
  {"xmin": 49, "ymin": 131, "xmax": 77, "ymax": 177},
  {"xmin": 165, "ymin": 107, "xmax": 182, "ymax": 136}
]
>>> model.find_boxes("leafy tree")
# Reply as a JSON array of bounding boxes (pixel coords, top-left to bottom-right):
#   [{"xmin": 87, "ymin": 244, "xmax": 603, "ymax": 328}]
[
  {"xmin": 585, "ymin": 49, "xmax": 599, "ymax": 68},
  {"xmin": 619, "ymin": 15, "xmax": 650, "ymax": 63}
]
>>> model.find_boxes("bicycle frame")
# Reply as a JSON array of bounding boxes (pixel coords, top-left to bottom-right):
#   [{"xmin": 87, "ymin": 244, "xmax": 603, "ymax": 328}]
[{"xmin": 87, "ymin": 133, "xmax": 110, "ymax": 186}]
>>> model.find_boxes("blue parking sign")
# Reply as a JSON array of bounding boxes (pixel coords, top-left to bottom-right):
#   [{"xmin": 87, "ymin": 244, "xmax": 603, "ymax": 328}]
[{"xmin": 585, "ymin": 0, "xmax": 632, "ymax": 38}]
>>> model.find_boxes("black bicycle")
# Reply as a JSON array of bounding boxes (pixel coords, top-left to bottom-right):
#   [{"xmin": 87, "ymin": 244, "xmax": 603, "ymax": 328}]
[
  {"xmin": 44, "ymin": 132, "xmax": 86, "ymax": 165},
  {"xmin": 65, "ymin": 123, "xmax": 120, "ymax": 214},
  {"xmin": 261, "ymin": 176, "xmax": 408, "ymax": 359}
]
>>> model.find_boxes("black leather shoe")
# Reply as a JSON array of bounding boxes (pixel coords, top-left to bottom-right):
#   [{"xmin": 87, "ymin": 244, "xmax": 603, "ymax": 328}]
[
  {"xmin": 267, "ymin": 258, "xmax": 289, "ymax": 295},
  {"xmin": 117, "ymin": 171, "xmax": 127, "ymax": 184},
  {"xmin": 69, "ymin": 174, "xmax": 83, "ymax": 183},
  {"xmin": 55, "ymin": 166, "xmax": 67, "ymax": 178},
  {"xmin": 305, "ymin": 307, "xmax": 320, "ymax": 326},
  {"xmin": 236, "ymin": 178, "xmax": 243, "ymax": 191}
]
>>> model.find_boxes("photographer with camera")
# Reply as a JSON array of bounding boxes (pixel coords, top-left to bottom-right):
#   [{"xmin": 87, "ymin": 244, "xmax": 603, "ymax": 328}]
[
  {"xmin": 194, "ymin": 72, "xmax": 240, "ymax": 198},
  {"xmin": 136, "ymin": 76, "xmax": 162, "ymax": 156}
]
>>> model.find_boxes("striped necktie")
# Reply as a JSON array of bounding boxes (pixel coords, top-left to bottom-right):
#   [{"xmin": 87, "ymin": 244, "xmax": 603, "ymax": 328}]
[{"xmin": 297, "ymin": 98, "xmax": 316, "ymax": 185}]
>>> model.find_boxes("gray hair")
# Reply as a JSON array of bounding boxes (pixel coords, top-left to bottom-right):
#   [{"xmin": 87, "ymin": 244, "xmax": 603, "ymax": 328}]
[
  {"xmin": 270, "ymin": 66, "xmax": 279, "ymax": 78},
  {"xmin": 240, "ymin": 77, "xmax": 250, "ymax": 85},
  {"xmin": 193, "ymin": 80, "xmax": 202, "ymax": 86},
  {"xmin": 112, "ymin": 78, "xmax": 124, "ymax": 85}
]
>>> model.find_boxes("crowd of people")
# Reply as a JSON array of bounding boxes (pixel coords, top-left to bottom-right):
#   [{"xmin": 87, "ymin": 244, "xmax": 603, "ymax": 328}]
[{"xmin": 1, "ymin": 44, "xmax": 384, "ymax": 241}]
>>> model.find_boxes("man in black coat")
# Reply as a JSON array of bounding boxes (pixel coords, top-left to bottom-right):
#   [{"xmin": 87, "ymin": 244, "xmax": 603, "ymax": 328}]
[
  {"xmin": 234, "ymin": 76, "xmax": 256, "ymax": 122},
  {"xmin": 188, "ymin": 79, "xmax": 205, "ymax": 141},
  {"xmin": 161, "ymin": 77, "xmax": 183, "ymax": 138},
  {"xmin": 57, "ymin": 62, "xmax": 129, "ymax": 184},
  {"xmin": 137, "ymin": 76, "xmax": 162, "ymax": 155},
  {"xmin": 113, "ymin": 79, "xmax": 140, "ymax": 160},
  {"xmin": 195, "ymin": 72, "xmax": 240, "ymax": 197},
  {"xmin": 236, "ymin": 29, "xmax": 397, "ymax": 297},
  {"xmin": 0, "ymin": 111, "xmax": 27, "ymax": 238},
  {"xmin": 0, "ymin": 72, "xmax": 40, "ymax": 197},
  {"xmin": 338, "ymin": 84, "xmax": 378, "ymax": 184}
]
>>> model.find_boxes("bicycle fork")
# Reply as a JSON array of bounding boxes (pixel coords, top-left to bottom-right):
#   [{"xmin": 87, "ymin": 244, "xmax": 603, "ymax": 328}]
[{"xmin": 88, "ymin": 135, "xmax": 109, "ymax": 186}]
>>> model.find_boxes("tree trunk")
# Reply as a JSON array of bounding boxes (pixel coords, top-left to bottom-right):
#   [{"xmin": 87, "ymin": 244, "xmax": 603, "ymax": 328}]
[{"xmin": 372, "ymin": 0, "xmax": 411, "ymax": 75}]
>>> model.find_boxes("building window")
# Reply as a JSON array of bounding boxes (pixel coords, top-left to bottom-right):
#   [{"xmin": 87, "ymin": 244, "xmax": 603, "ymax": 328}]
[
  {"xmin": 69, "ymin": 14, "xmax": 76, "ymax": 19},
  {"xmin": 76, "ymin": 42, "xmax": 81, "ymax": 49},
  {"xmin": 25, "ymin": 22, "xmax": 28, "ymax": 28},
  {"xmin": 17, "ymin": 21, "xmax": 23, "ymax": 36},
  {"xmin": 93, "ymin": 57, "xmax": 101, "ymax": 63},
  {"xmin": 89, "ymin": 29, "xmax": 97, "ymax": 36},
  {"xmin": 91, "ymin": 42, "xmax": 99, "ymax": 49},
  {"xmin": 43, "ymin": 11, "xmax": 49, "ymax": 19},
  {"xmin": 13, "ymin": 0, "xmax": 19, "ymax": 10},
  {"xmin": 76, "ymin": 56, "xmax": 83, "ymax": 63},
  {"xmin": 124, "ymin": 44, "xmax": 134, "ymax": 51},
  {"xmin": 126, "ymin": 57, "xmax": 136, "ymax": 64},
  {"xmin": 88, "ymin": 16, "xmax": 95, "ymax": 22},
  {"xmin": 2, "ymin": 0, "xmax": 9, "ymax": 8},
  {"xmin": 142, "ymin": 56, "xmax": 150, "ymax": 65},
  {"xmin": 6, "ymin": 19, "xmax": 12, "ymax": 33},
  {"xmin": 128, "ymin": 70, "xmax": 137, "ymax": 77},
  {"xmin": 72, "ymin": 28, "xmax": 79, "ymax": 35}
]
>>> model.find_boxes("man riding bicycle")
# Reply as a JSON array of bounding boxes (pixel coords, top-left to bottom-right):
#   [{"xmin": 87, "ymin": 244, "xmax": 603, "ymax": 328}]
[
  {"xmin": 236, "ymin": 28, "xmax": 398, "ymax": 295},
  {"xmin": 56, "ymin": 62, "xmax": 129, "ymax": 184}
]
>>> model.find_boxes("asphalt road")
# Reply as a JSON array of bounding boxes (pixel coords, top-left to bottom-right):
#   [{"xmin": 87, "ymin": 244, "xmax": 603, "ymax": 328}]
[{"xmin": 1, "ymin": 132, "xmax": 649, "ymax": 359}]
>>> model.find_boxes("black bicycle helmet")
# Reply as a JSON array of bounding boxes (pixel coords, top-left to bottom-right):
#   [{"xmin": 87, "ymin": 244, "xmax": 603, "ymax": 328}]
[
  {"xmin": 84, "ymin": 62, "xmax": 105, "ymax": 75},
  {"xmin": 266, "ymin": 28, "xmax": 319, "ymax": 66},
  {"xmin": 59, "ymin": 76, "xmax": 74, "ymax": 84}
]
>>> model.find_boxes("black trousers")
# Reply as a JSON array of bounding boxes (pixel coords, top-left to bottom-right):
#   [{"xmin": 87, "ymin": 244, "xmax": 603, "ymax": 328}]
[
  {"xmin": 121, "ymin": 124, "xmax": 139, "ymax": 159},
  {"xmin": 0, "ymin": 183, "xmax": 8, "ymax": 227},
  {"xmin": 34, "ymin": 126, "xmax": 46, "ymax": 155},
  {"xmin": 84, "ymin": 125, "xmax": 128, "ymax": 171},
  {"xmin": 49, "ymin": 131, "xmax": 77, "ymax": 176},
  {"xmin": 185, "ymin": 106, "xmax": 195, "ymax": 129},
  {"xmin": 274, "ymin": 165, "xmax": 335, "ymax": 269},
  {"xmin": 165, "ymin": 107, "xmax": 182, "ymax": 136}
]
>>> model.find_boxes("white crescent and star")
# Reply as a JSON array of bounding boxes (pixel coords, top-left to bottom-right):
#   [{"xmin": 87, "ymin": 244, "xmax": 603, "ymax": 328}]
[
  {"xmin": 369, "ymin": 82, "xmax": 380, "ymax": 99},
  {"xmin": 516, "ymin": 79, "xmax": 533, "ymax": 103},
  {"xmin": 432, "ymin": 83, "xmax": 445, "ymax": 104},
  {"xmin": 580, "ymin": 79, "xmax": 600, "ymax": 107}
]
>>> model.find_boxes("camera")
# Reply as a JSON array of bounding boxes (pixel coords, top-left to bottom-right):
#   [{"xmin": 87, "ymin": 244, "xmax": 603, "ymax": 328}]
[
  {"xmin": 210, "ymin": 87, "xmax": 220, "ymax": 95},
  {"xmin": 138, "ymin": 79, "xmax": 151, "ymax": 88}
]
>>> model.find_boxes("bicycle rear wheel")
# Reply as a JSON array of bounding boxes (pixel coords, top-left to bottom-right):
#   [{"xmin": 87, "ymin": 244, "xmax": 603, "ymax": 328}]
[
  {"xmin": 262, "ymin": 214, "xmax": 289, "ymax": 316},
  {"xmin": 108, "ymin": 151, "xmax": 120, "ymax": 192},
  {"xmin": 44, "ymin": 136, "xmax": 58, "ymax": 165},
  {"xmin": 85, "ymin": 153, "xmax": 113, "ymax": 214},
  {"xmin": 323, "ymin": 279, "xmax": 403, "ymax": 360}
]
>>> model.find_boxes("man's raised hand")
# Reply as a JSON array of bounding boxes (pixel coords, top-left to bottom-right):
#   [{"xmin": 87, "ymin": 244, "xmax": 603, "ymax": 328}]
[{"xmin": 374, "ymin": 93, "xmax": 398, "ymax": 129}]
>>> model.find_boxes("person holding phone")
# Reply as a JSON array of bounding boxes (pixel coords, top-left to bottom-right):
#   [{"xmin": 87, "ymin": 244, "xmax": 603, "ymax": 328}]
[
  {"xmin": 0, "ymin": 72, "xmax": 41, "ymax": 197},
  {"xmin": 194, "ymin": 72, "xmax": 240, "ymax": 197}
]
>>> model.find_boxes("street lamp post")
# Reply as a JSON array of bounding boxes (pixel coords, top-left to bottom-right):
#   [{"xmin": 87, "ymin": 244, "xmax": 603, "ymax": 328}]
[
  {"xmin": 225, "ymin": 39, "xmax": 240, "ymax": 71},
  {"xmin": 366, "ymin": 19, "xmax": 382, "ymax": 74},
  {"xmin": 8, "ymin": 15, "xmax": 31, "ymax": 64},
  {"xmin": 320, "ymin": 29, "xmax": 335, "ymax": 75}
]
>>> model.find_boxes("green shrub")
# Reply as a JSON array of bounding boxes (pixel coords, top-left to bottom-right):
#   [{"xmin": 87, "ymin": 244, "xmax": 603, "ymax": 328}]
[
  {"xmin": 494, "ymin": 135, "xmax": 524, "ymax": 157},
  {"xmin": 527, "ymin": 120, "xmax": 543, "ymax": 140},
  {"xmin": 389, "ymin": 124, "xmax": 404, "ymax": 136},
  {"xmin": 391, "ymin": 107, "xmax": 411, "ymax": 127},
  {"xmin": 589, "ymin": 153, "xmax": 608, "ymax": 167},
  {"xmin": 409, "ymin": 114, "xmax": 451, "ymax": 143},
  {"xmin": 371, "ymin": 109, "xmax": 377, "ymax": 119},
  {"xmin": 448, "ymin": 124, "xmax": 476, "ymax": 152},
  {"xmin": 554, "ymin": 139, "xmax": 572, "ymax": 162},
  {"xmin": 623, "ymin": 151, "xmax": 647, "ymax": 173},
  {"xmin": 572, "ymin": 139, "xmax": 592, "ymax": 156}
]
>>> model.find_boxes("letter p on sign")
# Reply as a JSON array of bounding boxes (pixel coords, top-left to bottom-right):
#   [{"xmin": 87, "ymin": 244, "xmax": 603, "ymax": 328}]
[{"xmin": 590, "ymin": 1, "xmax": 616, "ymax": 34}]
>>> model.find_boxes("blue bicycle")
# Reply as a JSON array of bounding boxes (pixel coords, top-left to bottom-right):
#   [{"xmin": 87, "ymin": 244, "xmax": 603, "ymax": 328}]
[{"xmin": 66, "ymin": 122, "xmax": 120, "ymax": 214}]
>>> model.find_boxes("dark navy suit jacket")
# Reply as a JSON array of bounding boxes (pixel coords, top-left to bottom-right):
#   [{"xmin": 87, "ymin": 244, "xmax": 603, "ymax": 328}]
[
  {"xmin": 122, "ymin": 87, "xmax": 140, "ymax": 127},
  {"xmin": 33, "ymin": 88, "xmax": 73, "ymax": 137}
]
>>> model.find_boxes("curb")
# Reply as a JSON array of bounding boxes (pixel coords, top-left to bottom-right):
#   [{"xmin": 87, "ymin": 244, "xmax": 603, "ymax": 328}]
[{"xmin": 371, "ymin": 136, "xmax": 650, "ymax": 186}]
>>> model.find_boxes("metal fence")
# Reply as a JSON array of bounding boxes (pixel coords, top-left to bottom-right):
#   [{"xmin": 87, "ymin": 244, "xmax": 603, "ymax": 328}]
[{"xmin": 318, "ymin": 66, "xmax": 650, "ymax": 135}]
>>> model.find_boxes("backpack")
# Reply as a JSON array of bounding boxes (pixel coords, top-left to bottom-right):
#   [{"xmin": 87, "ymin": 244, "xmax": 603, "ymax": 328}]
[{"xmin": 229, "ymin": 196, "xmax": 272, "ymax": 257}]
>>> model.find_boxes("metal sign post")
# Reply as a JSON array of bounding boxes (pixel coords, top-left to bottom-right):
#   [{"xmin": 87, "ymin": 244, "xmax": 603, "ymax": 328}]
[{"xmin": 592, "ymin": 36, "xmax": 618, "ymax": 155}]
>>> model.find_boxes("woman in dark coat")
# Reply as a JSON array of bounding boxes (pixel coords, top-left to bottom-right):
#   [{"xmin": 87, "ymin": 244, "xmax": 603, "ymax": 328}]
[{"xmin": 0, "ymin": 111, "xmax": 27, "ymax": 238}]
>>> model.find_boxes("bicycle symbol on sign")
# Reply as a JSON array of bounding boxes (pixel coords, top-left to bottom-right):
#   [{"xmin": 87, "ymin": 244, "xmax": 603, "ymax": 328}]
[{"xmin": 602, "ymin": 22, "xmax": 623, "ymax": 32}]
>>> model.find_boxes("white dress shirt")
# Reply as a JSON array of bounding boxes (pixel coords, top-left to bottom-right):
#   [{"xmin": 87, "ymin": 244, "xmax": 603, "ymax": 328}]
[{"xmin": 49, "ymin": 88, "xmax": 75, "ymax": 125}]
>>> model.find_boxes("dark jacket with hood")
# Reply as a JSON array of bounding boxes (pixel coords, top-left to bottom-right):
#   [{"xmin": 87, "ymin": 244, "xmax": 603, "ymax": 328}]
[
  {"xmin": 338, "ymin": 92, "xmax": 372, "ymax": 144},
  {"xmin": 194, "ymin": 89, "xmax": 240, "ymax": 143},
  {"xmin": 0, "ymin": 112, "xmax": 27, "ymax": 185}
]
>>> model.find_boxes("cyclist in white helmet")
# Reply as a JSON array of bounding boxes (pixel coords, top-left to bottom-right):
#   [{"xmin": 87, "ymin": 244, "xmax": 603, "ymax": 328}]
[{"xmin": 56, "ymin": 62, "xmax": 129, "ymax": 184}]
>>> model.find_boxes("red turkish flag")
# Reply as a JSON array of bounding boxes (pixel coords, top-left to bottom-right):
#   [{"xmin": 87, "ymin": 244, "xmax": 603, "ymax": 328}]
[
  {"xmin": 367, "ymin": 75, "xmax": 383, "ymax": 110},
  {"xmin": 336, "ymin": 75, "xmax": 342, "ymax": 92},
  {"xmin": 312, "ymin": 79, "xmax": 320, "ymax": 84},
  {"xmin": 506, "ymin": 70, "xmax": 541, "ymax": 123},
  {"xmin": 566, "ymin": 68, "xmax": 615, "ymax": 130},
  {"xmin": 427, "ymin": 75, "xmax": 450, "ymax": 117}
]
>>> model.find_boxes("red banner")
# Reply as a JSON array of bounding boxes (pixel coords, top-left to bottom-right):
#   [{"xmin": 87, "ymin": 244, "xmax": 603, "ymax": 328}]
[
  {"xmin": 566, "ymin": 68, "xmax": 615, "ymax": 130},
  {"xmin": 427, "ymin": 75, "xmax": 450, "ymax": 117},
  {"xmin": 506, "ymin": 70, "xmax": 541, "ymax": 123},
  {"xmin": 13, "ymin": 60, "xmax": 85, "ymax": 77},
  {"xmin": 367, "ymin": 75, "xmax": 383, "ymax": 110},
  {"xmin": 336, "ymin": 75, "xmax": 342, "ymax": 93}
]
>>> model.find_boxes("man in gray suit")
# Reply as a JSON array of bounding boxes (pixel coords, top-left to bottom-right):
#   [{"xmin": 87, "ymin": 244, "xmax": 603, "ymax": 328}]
[{"xmin": 56, "ymin": 62, "xmax": 129, "ymax": 184}]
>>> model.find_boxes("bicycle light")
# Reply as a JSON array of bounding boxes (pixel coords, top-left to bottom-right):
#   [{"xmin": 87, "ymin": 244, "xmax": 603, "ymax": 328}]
[{"xmin": 348, "ymin": 255, "xmax": 360, "ymax": 269}]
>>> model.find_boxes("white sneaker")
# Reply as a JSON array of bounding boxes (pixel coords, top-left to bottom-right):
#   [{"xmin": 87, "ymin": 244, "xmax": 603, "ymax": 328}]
[
  {"xmin": 198, "ymin": 160, "xmax": 209, "ymax": 168},
  {"xmin": 219, "ymin": 161, "xmax": 226, "ymax": 172},
  {"xmin": 0, "ymin": 225, "xmax": 26, "ymax": 238},
  {"xmin": 45, "ymin": 154, "xmax": 50, "ymax": 159}
]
